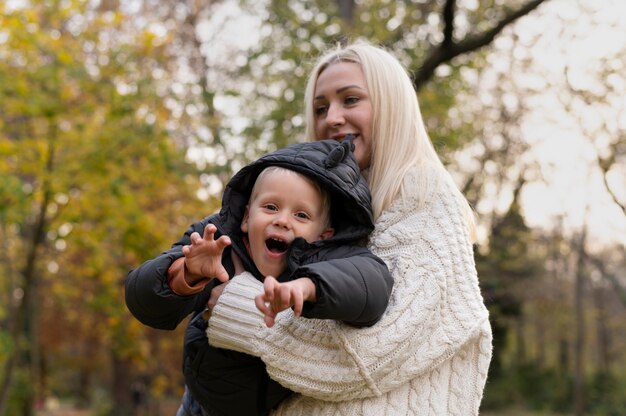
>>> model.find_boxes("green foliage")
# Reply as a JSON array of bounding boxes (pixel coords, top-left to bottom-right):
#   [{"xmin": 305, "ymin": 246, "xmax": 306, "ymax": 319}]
[
  {"xmin": 484, "ymin": 365, "xmax": 626, "ymax": 415},
  {"xmin": 586, "ymin": 371, "xmax": 626, "ymax": 416},
  {"xmin": 482, "ymin": 363, "xmax": 572, "ymax": 413},
  {"xmin": 0, "ymin": 0, "xmax": 215, "ymax": 409},
  {"xmin": 0, "ymin": 330, "xmax": 11, "ymax": 368},
  {"xmin": 4, "ymin": 368, "xmax": 33, "ymax": 416}
]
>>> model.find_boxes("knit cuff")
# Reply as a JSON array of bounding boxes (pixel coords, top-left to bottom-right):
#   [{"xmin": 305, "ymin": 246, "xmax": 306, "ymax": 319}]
[
  {"xmin": 166, "ymin": 257, "xmax": 210, "ymax": 296},
  {"xmin": 207, "ymin": 272, "xmax": 265, "ymax": 356},
  {"xmin": 168, "ymin": 272, "xmax": 209, "ymax": 296}
]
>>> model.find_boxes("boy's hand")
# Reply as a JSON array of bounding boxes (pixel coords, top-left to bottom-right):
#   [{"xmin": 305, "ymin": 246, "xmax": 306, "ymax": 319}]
[
  {"xmin": 182, "ymin": 224, "xmax": 231, "ymax": 285},
  {"xmin": 255, "ymin": 276, "xmax": 316, "ymax": 327}
]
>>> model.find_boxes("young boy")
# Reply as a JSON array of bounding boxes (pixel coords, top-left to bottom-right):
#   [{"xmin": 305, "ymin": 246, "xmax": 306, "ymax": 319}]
[
  {"xmin": 125, "ymin": 138, "xmax": 393, "ymax": 415},
  {"xmin": 182, "ymin": 165, "xmax": 336, "ymax": 328}
]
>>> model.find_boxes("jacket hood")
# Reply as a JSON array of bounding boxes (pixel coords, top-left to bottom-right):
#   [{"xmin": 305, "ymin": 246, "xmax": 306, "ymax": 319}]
[{"xmin": 218, "ymin": 138, "xmax": 373, "ymax": 244}]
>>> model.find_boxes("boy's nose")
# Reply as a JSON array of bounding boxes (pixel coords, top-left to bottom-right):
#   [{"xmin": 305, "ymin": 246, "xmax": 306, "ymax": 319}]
[{"xmin": 273, "ymin": 213, "xmax": 291, "ymax": 229}]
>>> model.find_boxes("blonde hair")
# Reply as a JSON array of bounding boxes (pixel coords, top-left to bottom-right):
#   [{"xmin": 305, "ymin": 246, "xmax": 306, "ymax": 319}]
[
  {"xmin": 303, "ymin": 40, "xmax": 476, "ymax": 239},
  {"xmin": 250, "ymin": 166, "xmax": 332, "ymax": 228}
]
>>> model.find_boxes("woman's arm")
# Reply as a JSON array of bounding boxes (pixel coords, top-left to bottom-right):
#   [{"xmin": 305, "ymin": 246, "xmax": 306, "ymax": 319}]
[{"xmin": 207, "ymin": 185, "xmax": 491, "ymax": 401}]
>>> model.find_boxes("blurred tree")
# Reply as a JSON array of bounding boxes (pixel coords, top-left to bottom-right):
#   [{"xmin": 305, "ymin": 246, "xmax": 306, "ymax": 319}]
[
  {"xmin": 563, "ymin": 50, "xmax": 626, "ymax": 218},
  {"xmin": 416, "ymin": 1, "xmax": 626, "ymax": 413},
  {"xmin": 476, "ymin": 176, "xmax": 543, "ymax": 375},
  {"xmin": 0, "ymin": 1, "xmax": 214, "ymax": 414},
  {"xmin": 573, "ymin": 225, "xmax": 588, "ymax": 416}
]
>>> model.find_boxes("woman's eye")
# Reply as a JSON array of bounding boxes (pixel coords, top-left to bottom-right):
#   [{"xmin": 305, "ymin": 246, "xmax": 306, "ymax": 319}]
[
  {"xmin": 314, "ymin": 105, "xmax": 328, "ymax": 116},
  {"xmin": 345, "ymin": 96, "xmax": 359, "ymax": 105}
]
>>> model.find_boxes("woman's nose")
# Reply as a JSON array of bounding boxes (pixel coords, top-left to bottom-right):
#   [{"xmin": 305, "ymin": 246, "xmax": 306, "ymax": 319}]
[{"xmin": 326, "ymin": 103, "xmax": 345, "ymax": 127}]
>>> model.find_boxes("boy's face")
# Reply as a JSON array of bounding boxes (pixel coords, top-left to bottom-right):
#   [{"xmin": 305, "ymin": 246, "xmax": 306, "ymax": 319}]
[{"xmin": 241, "ymin": 169, "xmax": 334, "ymax": 278}]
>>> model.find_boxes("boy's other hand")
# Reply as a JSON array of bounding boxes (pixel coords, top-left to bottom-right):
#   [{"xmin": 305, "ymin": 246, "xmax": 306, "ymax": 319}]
[{"xmin": 255, "ymin": 276, "xmax": 316, "ymax": 327}]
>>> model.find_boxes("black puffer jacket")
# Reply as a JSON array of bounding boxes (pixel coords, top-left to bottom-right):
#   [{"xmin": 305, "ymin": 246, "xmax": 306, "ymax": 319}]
[{"xmin": 125, "ymin": 139, "xmax": 393, "ymax": 415}]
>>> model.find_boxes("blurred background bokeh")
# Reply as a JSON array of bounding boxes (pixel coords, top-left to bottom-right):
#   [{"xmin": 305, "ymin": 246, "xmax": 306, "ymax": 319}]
[{"xmin": 1, "ymin": 0, "xmax": 625, "ymax": 415}]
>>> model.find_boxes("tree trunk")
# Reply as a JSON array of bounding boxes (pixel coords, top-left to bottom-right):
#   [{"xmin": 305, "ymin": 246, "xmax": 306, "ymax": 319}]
[
  {"xmin": 573, "ymin": 230, "xmax": 587, "ymax": 416},
  {"xmin": 112, "ymin": 354, "xmax": 134, "ymax": 416},
  {"xmin": 515, "ymin": 317, "xmax": 526, "ymax": 364},
  {"xmin": 535, "ymin": 314, "xmax": 545, "ymax": 367},
  {"xmin": 0, "ymin": 201, "xmax": 48, "ymax": 416},
  {"xmin": 0, "ymin": 123, "xmax": 55, "ymax": 416},
  {"xmin": 593, "ymin": 287, "xmax": 610, "ymax": 373}
]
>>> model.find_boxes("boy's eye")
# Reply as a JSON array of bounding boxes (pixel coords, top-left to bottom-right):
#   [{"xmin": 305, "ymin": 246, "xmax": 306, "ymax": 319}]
[
  {"xmin": 263, "ymin": 204, "xmax": 278, "ymax": 211},
  {"xmin": 295, "ymin": 212, "xmax": 310, "ymax": 220}
]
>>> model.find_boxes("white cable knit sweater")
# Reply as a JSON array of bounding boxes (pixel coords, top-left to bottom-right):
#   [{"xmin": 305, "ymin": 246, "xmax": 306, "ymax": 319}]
[{"xmin": 208, "ymin": 168, "xmax": 493, "ymax": 415}]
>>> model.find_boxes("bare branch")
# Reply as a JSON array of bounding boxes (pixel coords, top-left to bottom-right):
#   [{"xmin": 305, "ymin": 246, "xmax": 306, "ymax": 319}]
[
  {"xmin": 442, "ymin": 0, "xmax": 456, "ymax": 47},
  {"xmin": 413, "ymin": 0, "xmax": 549, "ymax": 90},
  {"xmin": 562, "ymin": 67, "xmax": 626, "ymax": 217},
  {"xmin": 597, "ymin": 154, "xmax": 626, "ymax": 216}
]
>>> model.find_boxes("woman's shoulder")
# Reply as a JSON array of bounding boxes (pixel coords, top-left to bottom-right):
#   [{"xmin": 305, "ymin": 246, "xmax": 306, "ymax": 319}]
[
  {"xmin": 398, "ymin": 162, "xmax": 444, "ymax": 206},
  {"xmin": 371, "ymin": 164, "xmax": 474, "ymax": 255},
  {"xmin": 377, "ymin": 162, "xmax": 467, "ymax": 227}
]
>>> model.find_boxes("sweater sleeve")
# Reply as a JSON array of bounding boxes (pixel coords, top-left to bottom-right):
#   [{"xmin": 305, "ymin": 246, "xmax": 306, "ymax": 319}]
[{"xmin": 208, "ymin": 177, "xmax": 492, "ymax": 401}]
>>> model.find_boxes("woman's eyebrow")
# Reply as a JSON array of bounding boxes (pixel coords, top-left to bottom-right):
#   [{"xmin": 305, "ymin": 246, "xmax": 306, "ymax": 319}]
[{"xmin": 314, "ymin": 84, "xmax": 364, "ymax": 100}]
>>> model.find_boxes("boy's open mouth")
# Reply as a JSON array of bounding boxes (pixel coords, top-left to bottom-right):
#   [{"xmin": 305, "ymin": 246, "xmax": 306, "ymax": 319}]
[{"xmin": 265, "ymin": 237, "xmax": 288, "ymax": 254}]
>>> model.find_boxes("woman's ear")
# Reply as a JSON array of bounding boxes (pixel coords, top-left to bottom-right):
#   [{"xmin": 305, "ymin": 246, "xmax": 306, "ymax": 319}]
[
  {"xmin": 319, "ymin": 227, "xmax": 335, "ymax": 240},
  {"xmin": 240, "ymin": 206, "xmax": 250, "ymax": 233}
]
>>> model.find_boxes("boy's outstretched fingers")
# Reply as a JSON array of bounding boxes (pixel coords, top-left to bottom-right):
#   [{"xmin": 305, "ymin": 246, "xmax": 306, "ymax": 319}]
[
  {"xmin": 291, "ymin": 289, "xmax": 304, "ymax": 317},
  {"xmin": 203, "ymin": 223, "xmax": 217, "ymax": 240},
  {"xmin": 203, "ymin": 224, "xmax": 231, "ymax": 250},
  {"xmin": 254, "ymin": 294, "xmax": 270, "ymax": 315},
  {"xmin": 265, "ymin": 311, "xmax": 276, "ymax": 328},
  {"xmin": 264, "ymin": 312, "xmax": 277, "ymax": 328},
  {"xmin": 254, "ymin": 294, "xmax": 277, "ymax": 327},
  {"xmin": 189, "ymin": 231, "xmax": 200, "ymax": 244},
  {"xmin": 262, "ymin": 276, "xmax": 279, "ymax": 302},
  {"xmin": 214, "ymin": 265, "xmax": 230, "ymax": 283},
  {"xmin": 186, "ymin": 232, "xmax": 203, "ymax": 253}
]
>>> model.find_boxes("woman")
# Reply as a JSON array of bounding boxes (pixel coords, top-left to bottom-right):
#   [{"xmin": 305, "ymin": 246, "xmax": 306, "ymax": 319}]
[{"xmin": 207, "ymin": 40, "xmax": 493, "ymax": 415}]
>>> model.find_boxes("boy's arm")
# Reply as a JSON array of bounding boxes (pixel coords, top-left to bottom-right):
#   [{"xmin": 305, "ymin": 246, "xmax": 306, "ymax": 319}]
[
  {"xmin": 293, "ymin": 245, "xmax": 393, "ymax": 327},
  {"xmin": 124, "ymin": 216, "xmax": 217, "ymax": 330}
]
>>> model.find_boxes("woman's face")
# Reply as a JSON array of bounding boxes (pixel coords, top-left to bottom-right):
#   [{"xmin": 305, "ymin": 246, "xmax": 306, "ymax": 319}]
[{"xmin": 313, "ymin": 62, "xmax": 373, "ymax": 170}]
